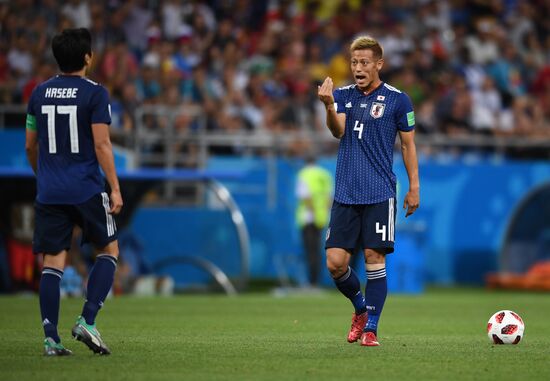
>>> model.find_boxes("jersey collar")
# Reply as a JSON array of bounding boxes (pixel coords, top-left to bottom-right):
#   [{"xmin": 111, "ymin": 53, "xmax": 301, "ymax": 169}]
[{"xmin": 356, "ymin": 81, "xmax": 384, "ymax": 97}]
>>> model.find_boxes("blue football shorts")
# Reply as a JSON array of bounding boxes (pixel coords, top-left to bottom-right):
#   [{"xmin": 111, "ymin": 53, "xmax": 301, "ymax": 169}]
[
  {"xmin": 325, "ymin": 198, "xmax": 396, "ymax": 254},
  {"xmin": 33, "ymin": 192, "xmax": 118, "ymax": 254}
]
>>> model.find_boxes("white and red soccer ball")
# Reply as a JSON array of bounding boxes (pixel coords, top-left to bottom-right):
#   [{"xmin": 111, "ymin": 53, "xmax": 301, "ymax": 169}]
[{"xmin": 487, "ymin": 310, "xmax": 525, "ymax": 344}]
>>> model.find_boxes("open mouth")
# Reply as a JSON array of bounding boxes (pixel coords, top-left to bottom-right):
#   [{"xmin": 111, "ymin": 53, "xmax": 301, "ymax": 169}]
[{"xmin": 355, "ymin": 75, "xmax": 366, "ymax": 81}]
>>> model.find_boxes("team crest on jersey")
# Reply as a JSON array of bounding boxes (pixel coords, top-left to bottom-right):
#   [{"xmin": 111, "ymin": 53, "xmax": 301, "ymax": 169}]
[{"xmin": 370, "ymin": 102, "xmax": 385, "ymax": 118}]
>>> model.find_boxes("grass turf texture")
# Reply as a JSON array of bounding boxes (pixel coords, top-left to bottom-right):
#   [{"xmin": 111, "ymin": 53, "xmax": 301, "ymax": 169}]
[{"xmin": 0, "ymin": 288, "xmax": 549, "ymax": 381}]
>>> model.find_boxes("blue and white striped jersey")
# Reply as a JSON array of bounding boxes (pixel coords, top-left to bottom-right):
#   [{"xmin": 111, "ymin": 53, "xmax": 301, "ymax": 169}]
[
  {"xmin": 332, "ymin": 82, "xmax": 415, "ymax": 204},
  {"xmin": 27, "ymin": 75, "xmax": 111, "ymax": 204}
]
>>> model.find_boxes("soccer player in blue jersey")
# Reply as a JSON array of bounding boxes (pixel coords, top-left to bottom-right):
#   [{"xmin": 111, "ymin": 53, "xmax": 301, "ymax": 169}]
[
  {"xmin": 317, "ymin": 36, "xmax": 420, "ymax": 346},
  {"xmin": 25, "ymin": 28, "xmax": 123, "ymax": 356}
]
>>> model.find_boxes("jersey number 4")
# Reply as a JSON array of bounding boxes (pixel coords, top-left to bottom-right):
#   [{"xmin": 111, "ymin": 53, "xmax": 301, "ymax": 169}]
[
  {"xmin": 353, "ymin": 120, "xmax": 364, "ymax": 139},
  {"xmin": 41, "ymin": 105, "xmax": 79, "ymax": 154}
]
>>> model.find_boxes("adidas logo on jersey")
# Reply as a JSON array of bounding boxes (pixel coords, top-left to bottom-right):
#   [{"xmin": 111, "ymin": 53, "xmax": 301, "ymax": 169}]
[{"xmin": 345, "ymin": 102, "xmax": 352, "ymax": 108}]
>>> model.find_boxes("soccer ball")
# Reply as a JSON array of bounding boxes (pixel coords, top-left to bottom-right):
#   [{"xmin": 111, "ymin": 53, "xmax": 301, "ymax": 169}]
[{"xmin": 487, "ymin": 310, "xmax": 525, "ymax": 344}]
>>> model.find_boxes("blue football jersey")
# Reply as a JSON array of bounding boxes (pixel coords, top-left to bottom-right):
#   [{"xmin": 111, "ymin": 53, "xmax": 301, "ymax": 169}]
[
  {"xmin": 332, "ymin": 82, "xmax": 415, "ymax": 204},
  {"xmin": 27, "ymin": 75, "xmax": 112, "ymax": 204}
]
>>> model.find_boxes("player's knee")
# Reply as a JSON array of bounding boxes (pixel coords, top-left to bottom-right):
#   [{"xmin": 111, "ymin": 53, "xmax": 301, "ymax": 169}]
[
  {"xmin": 364, "ymin": 248, "xmax": 386, "ymax": 265},
  {"xmin": 97, "ymin": 240, "xmax": 119, "ymax": 258},
  {"xmin": 43, "ymin": 251, "xmax": 67, "ymax": 271},
  {"xmin": 326, "ymin": 251, "xmax": 349, "ymax": 278}
]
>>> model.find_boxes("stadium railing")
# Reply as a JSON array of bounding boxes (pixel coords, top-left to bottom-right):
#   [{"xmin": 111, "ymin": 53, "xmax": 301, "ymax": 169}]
[{"xmin": 3, "ymin": 104, "xmax": 550, "ymax": 162}]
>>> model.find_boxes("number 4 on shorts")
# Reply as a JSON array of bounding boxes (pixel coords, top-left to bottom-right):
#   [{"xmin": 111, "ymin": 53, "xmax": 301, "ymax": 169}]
[{"xmin": 376, "ymin": 222, "xmax": 386, "ymax": 241}]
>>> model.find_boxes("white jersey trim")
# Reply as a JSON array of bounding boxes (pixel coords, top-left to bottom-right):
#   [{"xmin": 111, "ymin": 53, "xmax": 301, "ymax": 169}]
[
  {"xmin": 388, "ymin": 198, "xmax": 395, "ymax": 242},
  {"xmin": 337, "ymin": 84, "xmax": 356, "ymax": 90},
  {"xmin": 101, "ymin": 192, "xmax": 116, "ymax": 237},
  {"xmin": 83, "ymin": 77, "xmax": 99, "ymax": 86},
  {"xmin": 383, "ymin": 83, "xmax": 402, "ymax": 93}
]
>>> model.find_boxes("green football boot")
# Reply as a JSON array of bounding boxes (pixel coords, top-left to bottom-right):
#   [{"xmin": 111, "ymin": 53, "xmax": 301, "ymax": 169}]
[
  {"xmin": 44, "ymin": 337, "xmax": 73, "ymax": 356},
  {"xmin": 71, "ymin": 316, "xmax": 111, "ymax": 355}
]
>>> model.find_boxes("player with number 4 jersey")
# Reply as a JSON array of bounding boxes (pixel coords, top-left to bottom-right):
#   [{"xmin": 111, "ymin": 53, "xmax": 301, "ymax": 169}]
[
  {"xmin": 317, "ymin": 36, "xmax": 420, "ymax": 347},
  {"xmin": 26, "ymin": 28, "xmax": 122, "ymax": 356}
]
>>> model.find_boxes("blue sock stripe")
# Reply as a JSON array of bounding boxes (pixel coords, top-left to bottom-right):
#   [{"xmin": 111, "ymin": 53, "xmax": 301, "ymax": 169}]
[
  {"xmin": 367, "ymin": 268, "xmax": 386, "ymax": 275},
  {"xmin": 366, "ymin": 269, "xmax": 386, "ymax": 280},
  {"xmin": 96, "ymin": 254, "xmax": 118, "ymax": 267},
  {"xmin": 335, "ymin": 266, "xmax": 352, "ymax": 283},
  {"xmin": 42, "ymin": 267, "xmax": 64, "ymax": 279},
  {"xmin": 367, "ymin": 273, "xmax": 386, "ymax": 280}
]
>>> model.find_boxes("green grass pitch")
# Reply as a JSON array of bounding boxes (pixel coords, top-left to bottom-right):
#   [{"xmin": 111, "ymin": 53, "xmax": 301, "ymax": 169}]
[{"xmin": 1, "ymin": 288, "xmax": 549, "ymax": 381}]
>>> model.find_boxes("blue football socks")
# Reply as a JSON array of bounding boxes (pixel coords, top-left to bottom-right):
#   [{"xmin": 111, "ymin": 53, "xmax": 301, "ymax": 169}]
[
  {"xmin": 334, "ymin": 266, "xmax": 367, "ymax": 314},
  {"xmin": 40, "ymin": 267, "xmax": 64, "ymax": 343},
  {"xmin": 364, "ymin": 267, "xmax": 387, "ymax": 334},
  {"xmin": 82, "ymin": 254, "xmax": 117, "ymax": 325}
]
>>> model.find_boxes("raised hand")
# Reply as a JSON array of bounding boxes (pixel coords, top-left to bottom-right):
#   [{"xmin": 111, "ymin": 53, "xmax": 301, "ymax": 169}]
[{"xmin": 318, "ymin": 77, "xmax": 335, "ymax": 106}]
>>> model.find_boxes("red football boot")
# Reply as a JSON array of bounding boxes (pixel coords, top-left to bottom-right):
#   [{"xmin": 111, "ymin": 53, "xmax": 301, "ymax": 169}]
[
  {"xmin": 360, "ymin": 331, "xmax": 380, "ymax": 346},
  {"xmin": 347, "ymin": 312, "xmax": 368, "ymax": 343}
]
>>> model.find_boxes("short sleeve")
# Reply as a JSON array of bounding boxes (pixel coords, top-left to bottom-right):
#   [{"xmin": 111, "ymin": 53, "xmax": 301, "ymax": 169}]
[
  {"xmin": 395, "ymin": 92, "xmax": 415, "ymax": 131},
  {"xmin": 333, "ymin": 88, "xmax": 345, "ymax": 114},
  {"xmin": 90, "ymin": 86, "xmax": 112, "ymax": 125}
]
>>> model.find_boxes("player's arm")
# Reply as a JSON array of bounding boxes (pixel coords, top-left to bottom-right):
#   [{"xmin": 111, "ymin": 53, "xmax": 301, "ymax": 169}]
[
  {"xmin": 92, "ymin": 123, "xmax": 123, "ymax": 214},
  {"xmin": 399, "ymin": 129, "xmax": 419, "ymax": 217},
  {"xmin": 318, "ymin": 77, "xmax": 345, "ymax": 139},
  {"xmin": 25, "ymin": 114, "xmax": 38, "ymax": 174}
]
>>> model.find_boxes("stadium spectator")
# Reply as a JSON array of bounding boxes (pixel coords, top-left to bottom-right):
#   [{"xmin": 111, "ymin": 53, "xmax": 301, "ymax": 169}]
[
  {"xmin": 136, "ymin": 50, "xmax": 162, "ymax": 102},
  {"xmin": 7, "ymin": 34, "xmax": 34, "ymax": 88},
  {"xmin": 486, "ymin": 43, "xmax": 527, "ymax": 106},
  {"xmin": 60, "ymin": 0, "xmax": 91, "ymax": 29},
  {"xmin": 437, "ymin": 73, "xmax": 473, "ymax": 136},
  {"xmin": 470, "ymin": 76, "xmax": 503, "ymax": 133},
  {"xmin": 120, "ymin": 0, "xmax": 154, "ymax": 55},
  {"xmin": 463, "ymin": 19, "xmax": 500, "ymax": 66}
]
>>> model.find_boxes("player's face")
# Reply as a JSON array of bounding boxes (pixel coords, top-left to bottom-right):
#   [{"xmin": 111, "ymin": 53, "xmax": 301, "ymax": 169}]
[{"xmin": 350, "ymin": 49, "xmax": 383, "ymax": 91}]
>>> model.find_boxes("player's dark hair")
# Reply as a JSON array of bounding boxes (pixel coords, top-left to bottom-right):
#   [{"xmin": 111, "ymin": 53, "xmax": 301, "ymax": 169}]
[{"xmin": 51, "ymin": 28, "xmax": 92, "ymax": 73}]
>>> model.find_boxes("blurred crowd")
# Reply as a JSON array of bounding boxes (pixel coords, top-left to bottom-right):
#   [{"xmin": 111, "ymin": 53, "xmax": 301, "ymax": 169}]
[{"xmin": 2, "ymin": 0, "xmax": 550, "ymax": 154}]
